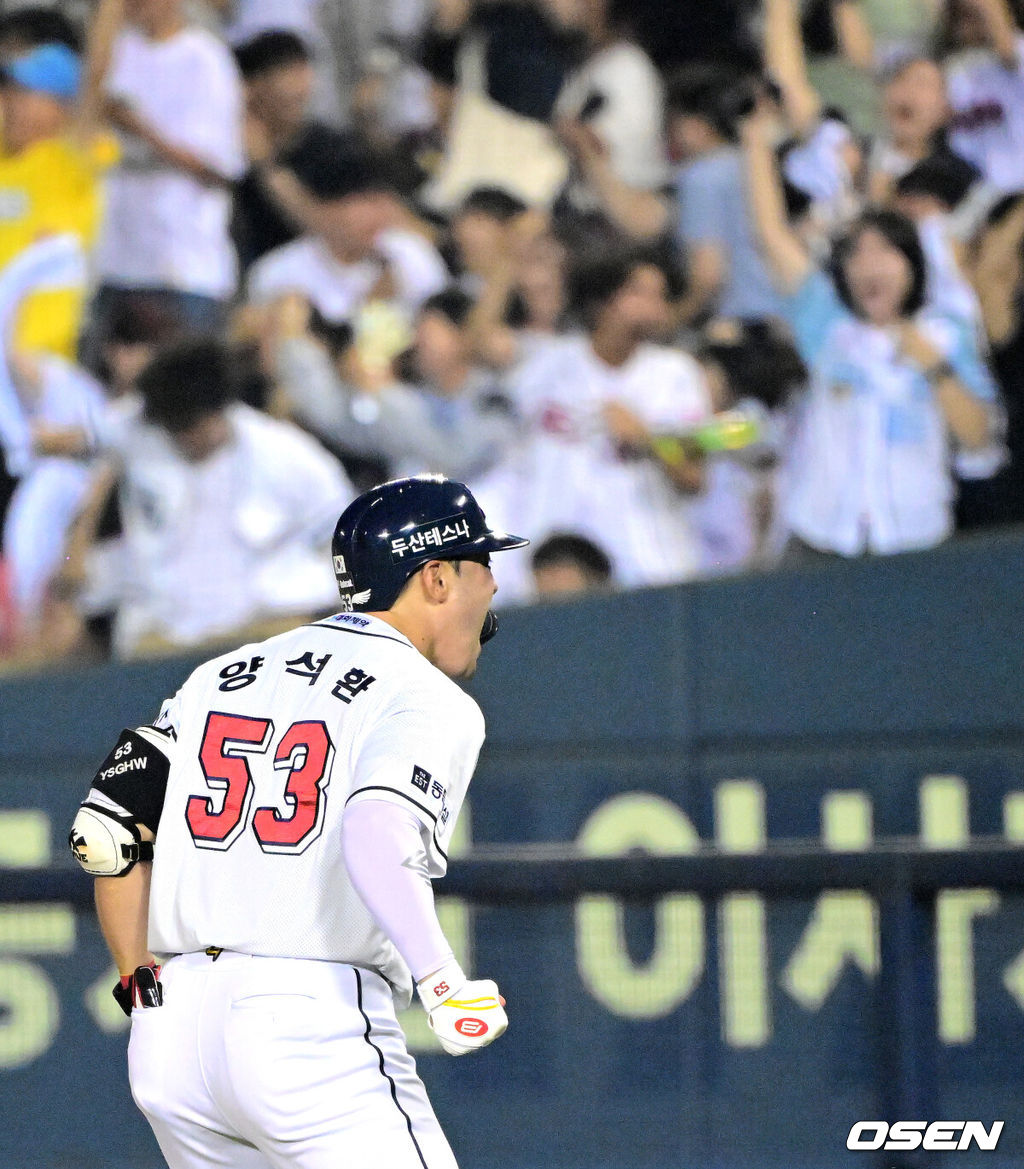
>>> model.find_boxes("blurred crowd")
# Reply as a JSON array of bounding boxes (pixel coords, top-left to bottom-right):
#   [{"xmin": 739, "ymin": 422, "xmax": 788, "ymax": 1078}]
[{"xmin": 1, "ymin": 0, "xmax": 1023, "ymax": 668}]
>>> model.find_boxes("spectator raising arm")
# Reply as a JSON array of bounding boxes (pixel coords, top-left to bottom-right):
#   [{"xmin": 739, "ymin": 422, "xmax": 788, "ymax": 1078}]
[
  {"xmin": 970, "ymin": 197, "xmax": 1024, "ymax": 345},
  {"xmin": 70, "ymin": 0, "xmax": 125, "ymax": 151},
  {"xmin": 831, "ymin": 0, "xmax": 876, "ymax": 71},
  {"xmin": 556, "ymin": 118, "xmax": 670, "ymax": 242},
  {"xmin": 674, "ymin": 236, "xmax": 726, "ymax": 328},
  {"xmin": 465, "ymin": 241, "xmax": 520, "ymax": 369},
  {"xmin": 964, "ymin": 0, "xmax": 1020, "ymax": 68},
  {"xmin": 740, "ymin": 109, "xmax": 813, "ymax": 295},
  {"xmin": 104, "ymin": 99, "xmax": 232, "ymax": 188},
  {"xmin": 763, "ymin": 0, "xmax": 823, "ymax": 138},
  {"xmin": 102, "ymin": 2, "xmax": 244, "ymax": 191},
  {"xmin": 465, "ymin": 209, "xmax": 559, "ymax": 369}
]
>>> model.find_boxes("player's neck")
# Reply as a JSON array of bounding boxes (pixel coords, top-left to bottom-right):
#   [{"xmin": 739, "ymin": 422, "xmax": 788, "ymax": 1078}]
[
  {"xmin": 431, "ymin": 360, "xmax": 473, "ymax": 396},
  {"xmin": 372, "ymin": 608, "xmax": 469, "ymax": 680},
  {"xmin": 3, "ymin": 116, "xmax": 67, "ymax": 155},
  {"xmin": 371, "ymin": 610, "xmax": 428, "ymax": 655},
  {"xmin": 141, "ymin": 13, "xmax": 186, "ymax": 41},
  {"xmin": 589, "ymin": 326, "xmax": 638, "ymax": 370}
]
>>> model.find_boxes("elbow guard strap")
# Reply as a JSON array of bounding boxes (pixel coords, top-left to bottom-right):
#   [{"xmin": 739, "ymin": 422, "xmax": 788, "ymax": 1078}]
[{"xmin": 68, "ymin": 803, "xmax": 154, "ymax": 876}]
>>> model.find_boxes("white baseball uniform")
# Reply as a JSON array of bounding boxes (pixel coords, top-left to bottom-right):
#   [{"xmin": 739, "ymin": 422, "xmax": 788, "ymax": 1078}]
[
  {"xmin": 81, "ymin": 612, "xmax": 485, "ymax": 1169},
  {"xmin": 480, "ymin": 335, "xmax": 712, "ymax": 602},
  {"xmin": 94, "ymin": 400, "xmax": 354, "ymax": 658},
  {"xmin": 946, "ymin": 37, "xmax": 1024, "ymax": 193},
  {"xmin": 246, "ymin": 231, "xmax": 448, "ymax": 323}
]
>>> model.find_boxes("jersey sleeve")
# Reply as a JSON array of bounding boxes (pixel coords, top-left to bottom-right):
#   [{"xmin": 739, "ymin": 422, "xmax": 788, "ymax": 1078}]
[
  {"xmin": 347, "ymin": 690, "xmax": 484, "ymax": 873},
  {"xmin": 83, "ymin": 692, "xmax": 180, "ymax": 833},
  {"xmin": 782, "ymin": 268, "xmax": 847, "ymax": 368}
]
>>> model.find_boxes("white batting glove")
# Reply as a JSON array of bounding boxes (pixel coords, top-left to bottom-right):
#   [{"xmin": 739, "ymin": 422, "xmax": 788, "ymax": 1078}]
[{"xmin": 417, "ymin": 959, "xmax": 508, "ymax": 1056}]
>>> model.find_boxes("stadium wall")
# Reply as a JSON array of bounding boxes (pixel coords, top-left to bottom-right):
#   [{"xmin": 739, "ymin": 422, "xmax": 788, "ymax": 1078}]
[{"xmin": 2, "ymin": 528, "xmax": 1023, "ymax": 1169}]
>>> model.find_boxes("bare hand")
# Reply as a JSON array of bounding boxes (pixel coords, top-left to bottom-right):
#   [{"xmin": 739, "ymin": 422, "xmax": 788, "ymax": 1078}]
[
  {"xmin": 509, "ymin": 208, "xmax": 550, "ymax": 256},
  {"xmin": 555, "ymin": 117, "xmax": 607, "ymax": 164},
  {"xmin": 244, "ymin": 112, "xmax": 274, "ymax": 165},
  {"xmin": 341, "ymin": 347, "xmax": 392, "ymax": 394},
  {"xmin": 272, "ymin": 293, "xmax": 312, "ymax": 340},
  {"xmin": 897, "ymin": 322, "xmax": 943, "ymax": 371},
  {"xmin": 433, "ymin": 0, "xmax": 473, "ymax": 33},
  {"xmin": 958, "ymin": 0, "xmax": 1006, "ymax": 16},
  {"xmin": 538, "ymin": 0, "xmax": 586, "ymax": 29},
  {"xmin": 602, "ymin": 402, "xmax": 651, "ymax": 449},
  {"xmin": 475, "ymin": 208, "xmax": 549, "ymax": 280},
  {"xmin": 738, "ymin": 93, "xmax": 781, "ymax": 143}
]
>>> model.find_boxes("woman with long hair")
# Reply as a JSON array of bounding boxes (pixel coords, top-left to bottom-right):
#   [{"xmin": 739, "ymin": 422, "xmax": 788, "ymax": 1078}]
[{"xmin": 741, "ymin": 106, "xmax": 1002, "ymax": 559}]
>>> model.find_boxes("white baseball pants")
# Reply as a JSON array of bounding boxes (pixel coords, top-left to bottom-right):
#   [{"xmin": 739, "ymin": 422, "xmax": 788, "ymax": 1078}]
[{"xmin": 127, "ymin": 950, "xmax": 459, "ymax": 1169}]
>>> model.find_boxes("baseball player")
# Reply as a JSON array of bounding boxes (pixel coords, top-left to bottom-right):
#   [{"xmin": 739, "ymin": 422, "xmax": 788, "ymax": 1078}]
[{"xmin": 68, "ymin": 474, "xmax": 529, "ymax": 1169}]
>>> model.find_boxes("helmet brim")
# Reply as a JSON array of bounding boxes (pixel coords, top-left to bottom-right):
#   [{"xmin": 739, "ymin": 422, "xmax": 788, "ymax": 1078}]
[
  {"xmin": 476, "ymin": 531, "xmax": 530, "ymax": 554},
  {"xmin": 438, "ymin": 531, "xmax": 529, "ymax": 559}
]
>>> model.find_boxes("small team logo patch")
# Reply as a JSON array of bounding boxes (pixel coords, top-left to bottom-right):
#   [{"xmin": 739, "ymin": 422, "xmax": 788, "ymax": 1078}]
[
  {"xmin": 330, "ymin": 613, "xmax": 370, "ymax": 628},
  {"xmin": 455, "ymin": 1017, "xmax": 488, "ymax": 1038},
  {"xmin": 411, "ymin": 765, "xmax": 431, "ymax": 793}
]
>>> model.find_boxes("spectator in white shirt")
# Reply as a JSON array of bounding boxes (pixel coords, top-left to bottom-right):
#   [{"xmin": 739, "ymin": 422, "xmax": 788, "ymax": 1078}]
[
  {"xmin": 1, "ymin": 351, "xmax": 106, "ymax": 649},
  {"xmin": 80, "ymin": 337, "xmax": 354, "ymax": 658},
  {"xmin": 743, "ymin": 108, "xmax": 1003, "ymax": 559},
  {"xmin": 553, "ymin": 0, "xmax": 670, "ymax": 222},
  {"xmin": 483, "ymin": 249, "xmax": 712, "ymax": 602},
  {"xmin": 691, "ymin": 323, "xmax": 805, "ymax": 575},
  {"xmin": 246, "ymin": 140, "xmax": 448, "ymax": 329},
  {"xmin": 867, "ymin": 57, "xmax": 954, "ymax": 204},
  {"xmin": 892, "ymin": 151, "xmax": 985, "ymax": 333},
  {"xmin": 91, "ymin": 0, "xmax": 245, "ymax": 348},
  {"xmin": 939, "ymin": 0, "xmax": 1024, "ymax": 191}
]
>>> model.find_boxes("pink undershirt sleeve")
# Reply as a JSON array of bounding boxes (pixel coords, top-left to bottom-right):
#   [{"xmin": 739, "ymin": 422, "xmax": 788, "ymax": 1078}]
[{"xmin": 341, "ymin": 798, "xmax": 454, "ymax": 984}]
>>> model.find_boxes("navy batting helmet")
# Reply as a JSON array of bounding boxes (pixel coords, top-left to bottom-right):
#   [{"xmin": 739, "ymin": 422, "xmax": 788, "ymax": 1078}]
[{"xmin": 331, "ymin": 476, "xmax": 528, "ymax": 639}]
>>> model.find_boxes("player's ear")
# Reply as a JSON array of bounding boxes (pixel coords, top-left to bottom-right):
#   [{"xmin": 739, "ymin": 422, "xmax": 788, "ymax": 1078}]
[{"xmin": 416, "ymin": 560, "xmax": 452, "ymax": 604}]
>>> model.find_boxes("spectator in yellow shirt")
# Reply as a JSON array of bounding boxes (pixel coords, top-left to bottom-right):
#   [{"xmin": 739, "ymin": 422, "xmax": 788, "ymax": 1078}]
[{"xmin": 0, "ymin": 3, "xmax": 122, "ymax": 359}]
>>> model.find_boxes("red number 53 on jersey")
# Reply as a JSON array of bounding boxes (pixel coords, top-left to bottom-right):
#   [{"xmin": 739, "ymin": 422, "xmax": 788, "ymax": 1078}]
[{"xmin": 186, "ymin": 713, "xmax": 335, "ymax": 855}]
